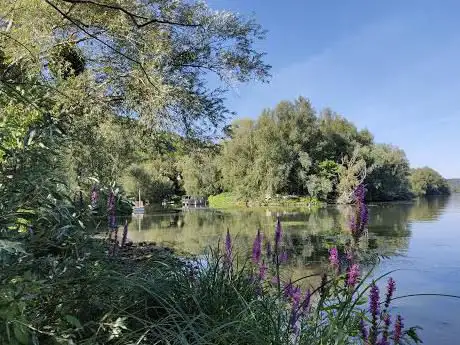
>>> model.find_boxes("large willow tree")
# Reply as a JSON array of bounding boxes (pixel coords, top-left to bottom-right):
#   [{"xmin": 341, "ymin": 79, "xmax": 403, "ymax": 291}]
[
  {"xmin": 1, "ymin": 0, "xmax": 270, "ymax": 131},
  {"xmin": 0, "ymin": 0, "xmax": 270, "ymax": 184}
]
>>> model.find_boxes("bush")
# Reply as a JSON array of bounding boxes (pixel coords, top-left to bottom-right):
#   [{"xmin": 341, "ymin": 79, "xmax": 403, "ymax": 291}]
[{"xmin": 208, "ymin": 192, "xmax": 246, "ymax": 208}]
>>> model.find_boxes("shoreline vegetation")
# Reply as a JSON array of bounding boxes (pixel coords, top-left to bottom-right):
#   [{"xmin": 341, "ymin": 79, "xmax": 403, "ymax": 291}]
[{"xmin": 1, "ymin": 184, "xmax": 424, "ymax": 344}]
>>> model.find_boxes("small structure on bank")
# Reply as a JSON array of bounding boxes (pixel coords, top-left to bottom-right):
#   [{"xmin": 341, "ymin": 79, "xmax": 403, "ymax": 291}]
[{"xmin": 182, "ymin": 195, "xmax": 207, "ymax": 208}]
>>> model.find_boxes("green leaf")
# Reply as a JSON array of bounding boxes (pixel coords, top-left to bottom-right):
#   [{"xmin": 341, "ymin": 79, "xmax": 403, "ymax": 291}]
[
  {"xmin": 65, "ymin": 315, "xmax": 82, "ymax": 329},
  {"xmin": 13, "ymin": 323, "xmax": 29, "ymax": 345}
]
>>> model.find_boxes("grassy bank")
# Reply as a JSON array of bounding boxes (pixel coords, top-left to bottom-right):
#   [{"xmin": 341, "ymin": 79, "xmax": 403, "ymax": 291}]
[{"xmin": 208, "ymin": 192, "xmax": 322, "ymax": 209}]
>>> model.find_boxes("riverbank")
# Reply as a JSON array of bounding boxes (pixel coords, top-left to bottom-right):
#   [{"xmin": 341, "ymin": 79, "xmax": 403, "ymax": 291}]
[{"xmin": 208, "ymin": 192, "xmax": 322, "ymax": 209}]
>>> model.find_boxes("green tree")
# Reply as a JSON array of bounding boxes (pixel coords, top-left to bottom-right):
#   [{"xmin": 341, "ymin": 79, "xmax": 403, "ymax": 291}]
[
  {"xmin": 336, "ymin": 149, "xmax": 367, "ymax": 204},
  {"xmin": 220, "ymin": 119, "xmax": 259, "ymax": 200},
  {"xmin": 410, "ymin": 167, "xmax": 450, "ymax": 196},
  {"xmin": 121, "ymin": 161, "xmax": 175, "ymax": 204},
  {"xmin": 1, "ymin": 0, "xmax": 270, "ymax": 133},
  {"xmin": 364, "ymin": 144, "xmax": 411, "ymax": 201},
  {"xmin": 1, "ymin": 0, "xmax": 270, "ymax": 189},
  {"xmin": 179, "ymin": 150, "xmax": 222, "ymax": 197}
]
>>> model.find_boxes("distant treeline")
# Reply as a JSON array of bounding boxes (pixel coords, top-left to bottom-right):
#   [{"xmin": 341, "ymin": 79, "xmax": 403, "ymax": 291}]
[
  {"xmin": 447, "ymin": 179, "xmax": 460, "ymax": 193},
  {"xmin": 177, "ymin": 97, "xmax": 450, "ymax": 203}
]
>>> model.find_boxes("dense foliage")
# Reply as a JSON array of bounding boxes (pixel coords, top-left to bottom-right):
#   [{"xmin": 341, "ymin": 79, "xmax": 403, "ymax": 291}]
[
  {"xmin": 410, "ymin": 167, "xmax": 450, "ymax": 196},
  {"xmin": 1, "ymin": 0, "xmax": 270, "ymax": 193},
  {"xmin": 183, "ymin": 97, "xmax": 439, "ymax": 203}
]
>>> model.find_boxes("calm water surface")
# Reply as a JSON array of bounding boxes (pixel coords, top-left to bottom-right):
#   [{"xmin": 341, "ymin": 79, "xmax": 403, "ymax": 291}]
[{"xmin": 127, "ymin": 195, "xmax": 460, "ymax": 345}]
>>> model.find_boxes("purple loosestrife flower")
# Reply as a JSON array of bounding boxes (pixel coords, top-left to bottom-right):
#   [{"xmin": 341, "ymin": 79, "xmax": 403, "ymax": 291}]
[
  {"xmin": 283, "ymin": 281, "xmax": 294, "ymax": 299},
  {"xmin": 225, "ymin": 229, "xmax": 232, "ymax": 265},
  {"xmin": 91, "ymin": 186, "xmax": 98, "ymax": 209},
  {"xmin": 329, "ymin": 247, "xmax": 339, "ymax": 269},
  {"xmin": 360, "ymin": 204, "xmax": 369, "ymax": 227},
  {"xmin": 301, "ymin": 289, "xmax": 311, "ymax": 314},
  {"xmin": 369, "ymin": 283, "xmax": 380, "ymax": 345},
  {"xmin": 378, "ymin": 337, "xmax": 389, "ymax": 345},
  {"xmin": 346, "ymin": 264, "xmax": 360, "ymax": 288},
  {"xmin": 271, "ymin": 275, "xmax": 280, "ymax": 286},
  {"xmin": 320, "ymin": 273, "xmax": 328, "ymax": 296},
  {"xmin": 289, "ymin": 302, "xmax": 300, "ymax": 331},
  {"xmin": 258, "ymin": 262, "xmax": 268, "ymax": 281},
  {"xmin": 350, "ymin": 184, "xmax": 370, "ymax": 241},
  {"xmin": 291, "ymin": 286, "xmax": 302, "ymax": 305},
  {"xmin": 394, "ymin": 315, "xmax": 404, "ymax": 344},
  {"xmin": 369, "ymin": 283, "xmax": 380, "ymax": 317},
  {"xmin": 349, "ymin": 215, "xmax": 357, "ymax": 234},
  {"xmin": 252, "ymin": 229, "xmax": 262, "ymax": 264},
  {"xmin": 360, "ymin": 319, "xmax": 368, "ymax": 342},
  {"xmin": 385, "ymin": 277, "xmax": 396, "ymax": 309},
  {"xmin": 354, "ymin": 184, "xmax": 366, "ymax": 204},
  {"xmin": 279, "ymin": 251, "xmax": 288, "ymax": 263},
  {"xmin": 288, "ymin": 286, "xmax": 302, "ymax": 332},
  {"xmin": 274, "ymin": 217, "xmax": 282, "ymax": 252},
  {"xmin": 380, "ymin": 313, "xmax": 391, "ymax": 345}
]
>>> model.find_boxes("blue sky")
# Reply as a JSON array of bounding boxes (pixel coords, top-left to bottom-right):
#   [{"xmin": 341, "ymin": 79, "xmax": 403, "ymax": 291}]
[{"xmin": 211, "ymin": 0, "xmax": 460, "ymax": 178}]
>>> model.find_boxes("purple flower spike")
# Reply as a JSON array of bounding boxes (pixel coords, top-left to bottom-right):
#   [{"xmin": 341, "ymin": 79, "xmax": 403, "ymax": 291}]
[
  {"xmin": 91, "ymin": 186, "xmax": 98, "ymax": 209},
  {"xmin": 359, "ymin": 319, "xmax": 368, "ymax": 341},
  {"xmin": 252, "ymin": 229, "xmax": 262, "ymax": 264},
  {"xmin": 301, "ymin": 289, "xmax": 311, "ymax": 314},
  {"xmin": 349, "ymin": 215, "xmax": 357, "ymax": 233},
  {"xmin": 289, "ymin": 304, "xmax": 299, "ymax": 331},
  {"xmin": 394, "ymin": 315, "xmax": 404, "ymax": 344},
  {"xmin": 360, "ymin": 203, "xmax": 369, "ymax": 225},
  {"xmin": 354, "ymin": 184, "xmax": 366, "ymax": 203},
  {"xmin": 109, "ymin": 214, "xmax": 116, "ymax": 229},
  {"xmin": 385, "ymin": 277, "xmax": 396, "ymax": 309},
  {"xmin": 292, "ymin": 286, "xmax": 302, "ymax": 305},
  {"xmin": 225, "ymin": 229, "xmax": 232, "ymax": 265},
  {"xmin": 378, "ymin": 337, "xmax": 389, "ymax": 345},
  {"xmin": 266, "ymin": 241, "xmax": 272, "ymax": 258},
  {"xmin": 370, "ymin": 283, "xmax": 380, "ymax": 316},
  {"xmin": 275, "ymin": 217, "xmax": 282, "ymax": 251},
  {"xmin": 329, "ymin": 247, "xmax": 339, "ymax": 268},
  {"xmin": 346, "ymin": 264, "xmax": 360, "ymax": 288},
  {"xmin": 379, "ymin": 313, "xmax": 391, "ymax": 345},
  {"xmin": 271, "ymin": 275, "xmax": 280, "ymax": 286},
  {"xmin": 258, "ymin": 262, "xmax": 268, "ymax": 281},
  {"xmin": 283, "ymin": 281, "xmax": 294, "ymax": 298},
  {"xmin": 279, "ymin": 251, "xmax": 288, "ymax": 263}
]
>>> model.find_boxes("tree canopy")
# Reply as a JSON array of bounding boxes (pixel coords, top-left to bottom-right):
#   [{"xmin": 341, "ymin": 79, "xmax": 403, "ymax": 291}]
[
  {"xmin": 1, "ymin": 0, "xmax": 270, "ymax": 192},
  {"xmin": 410, "ymin": 167, "xmax": 450, "ymax": 196},
  {"xmin": 180, "ymin": 97, "xmax": 444, "ymax": 203},
  {"xmin": 1, "ymin": 0, "xmax": 270, "ymax": 134}
]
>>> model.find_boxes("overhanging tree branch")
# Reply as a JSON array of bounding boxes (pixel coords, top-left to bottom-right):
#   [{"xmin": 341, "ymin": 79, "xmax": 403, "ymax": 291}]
[
  {"xmin": 57, "ymin": 0, "xmax": 201, "ymax": 28},
  {"xmin": 44, "ymin": 0, "xmax": 160, "ymax": 92}
]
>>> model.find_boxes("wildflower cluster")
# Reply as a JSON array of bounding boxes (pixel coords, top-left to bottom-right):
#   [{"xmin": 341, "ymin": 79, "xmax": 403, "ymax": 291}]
[
  {"xmin": 327, "ymin": 185, "xmax": 414, "ymax": 345},
  {"xmin": 350, "ymin": 184, "xmax": 369, "ymax": 242},
  {"xmin": 222, "ymin": 184, "xmax": 420, "ymax": 345},
  {"xmin": 225, "ymin": 217, "xmax": 311, "ymax": 336}
]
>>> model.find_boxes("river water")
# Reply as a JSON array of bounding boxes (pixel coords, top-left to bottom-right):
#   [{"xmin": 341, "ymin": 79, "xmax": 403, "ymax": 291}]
[{"xmin": 127, "ymin": 195, "xmax": 460, "ymax": 345}]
